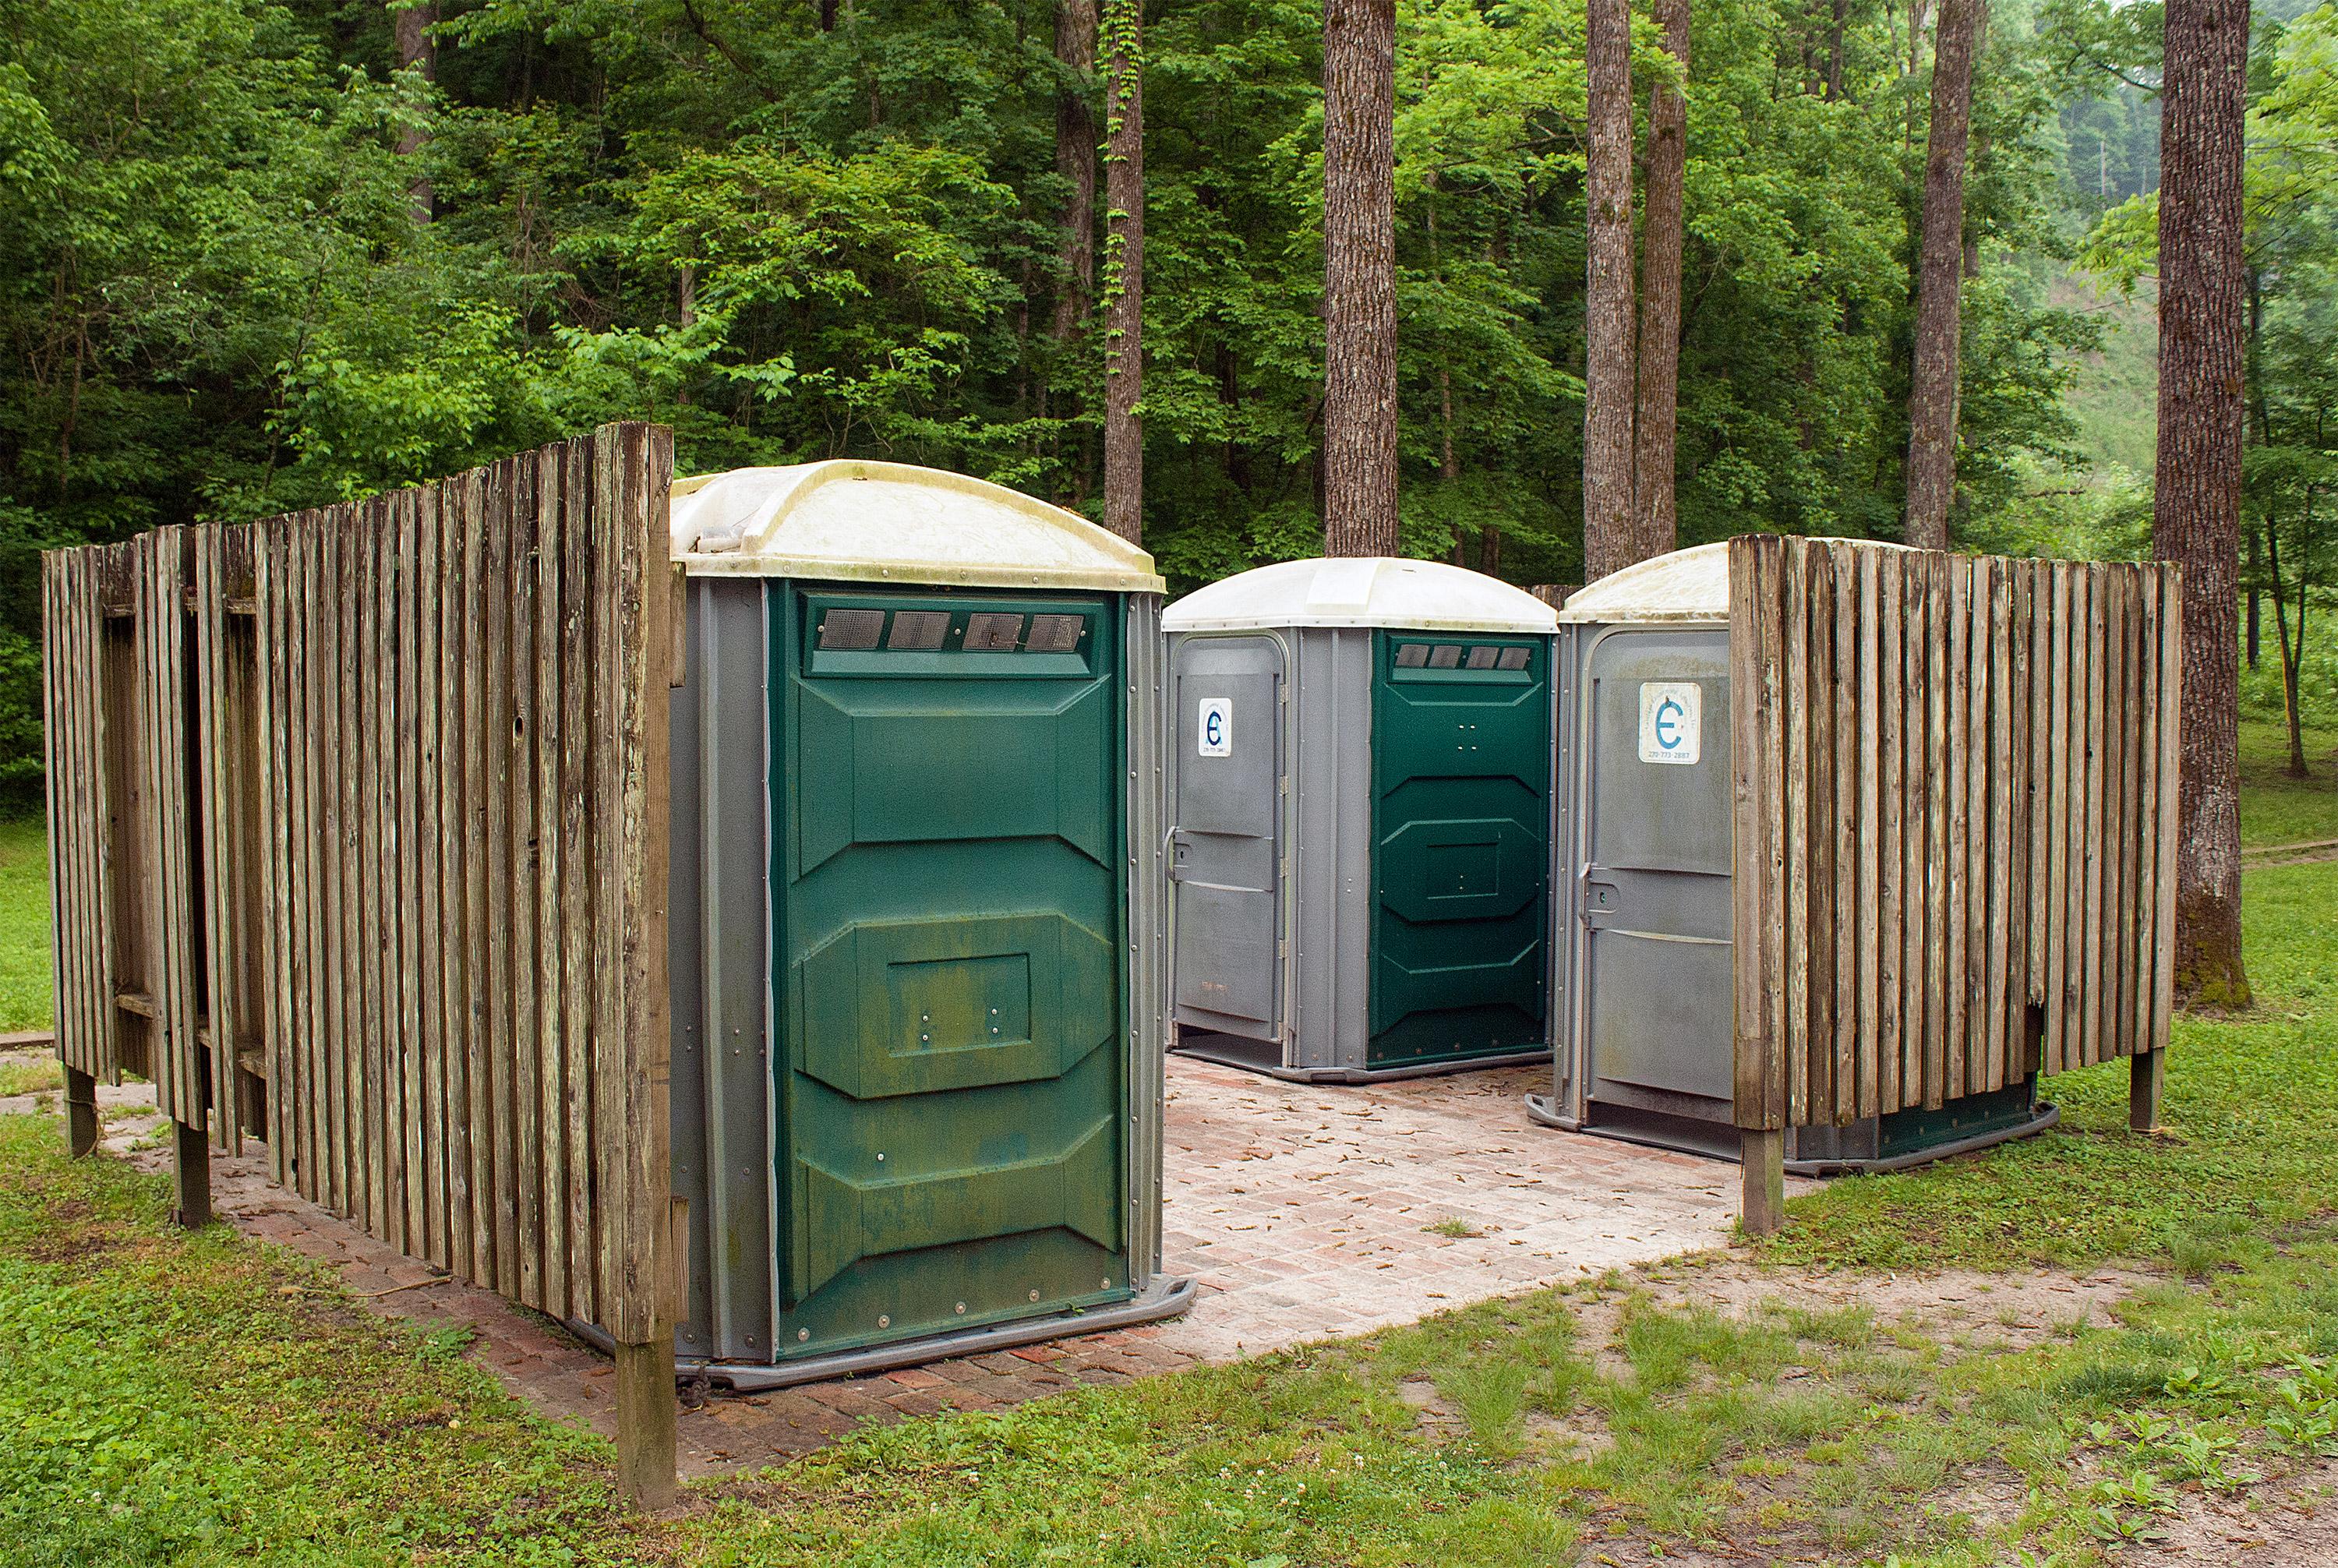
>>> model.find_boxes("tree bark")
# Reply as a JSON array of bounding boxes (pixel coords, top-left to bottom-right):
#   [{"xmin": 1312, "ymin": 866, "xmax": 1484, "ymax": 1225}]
[
  {"xmin": 1582, "ymin": 0, "xmax": 1637, "ymax": 581},
  {"xmin": 1632, "ymin": 0, "xmax": 1689, "ymax": 567},
  {"xmin": 2155, "ymin": 0, "xmax": 2251, "ymax": 1006},
  {"xmin": 1902, "ymin": 0, "xmax": 1979, "ymax": 550},
  {"xmin": 394, "ymin": 2, "xmax": 439, "ymax": 222},
  {"xmin": 2266, "ymin": 496, "xmax": 2310, "ymax": 778},
  {"xmin": 1051, "ymin": 0, "xmax": 1100, "ymax": 348},
  {"xmin": 1323, "ymin": 0, "xmax": 1400, "ymax": 558},
  {"xmin": 1101, "ymin": 0, "xmax": 1143, "ymax": 544}
]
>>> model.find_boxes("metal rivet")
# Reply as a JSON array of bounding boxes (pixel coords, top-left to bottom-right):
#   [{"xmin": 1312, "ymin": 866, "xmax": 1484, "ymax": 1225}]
[
  {"xmin": 1029, "ymin": 1289, "xmax": 1041, "ymax": 1302},
  {"xmin": 876, "ymin": 1152, "xmax": 885, "ymax": 1161},
  {"xmin": 797, "ymin": 1327, "xmax": 810, "ymax": 1342},
  {"xmin": 955, "ymin": 1301, "xmax": 967, "ymax": 1315},
  {"xmin": 1101, "ymin": 1277, "xmax": 1112, "ymax": 1290},
  {"xmin": 878, "ymin": 1314, "xmax": 891, "ymax": 1329}
]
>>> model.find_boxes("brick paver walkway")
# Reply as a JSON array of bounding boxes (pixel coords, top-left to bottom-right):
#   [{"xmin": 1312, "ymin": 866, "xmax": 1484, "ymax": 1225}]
[{"xmin": 9, "ymin": 1045, "xmax": 1796, "ymax": 1474}]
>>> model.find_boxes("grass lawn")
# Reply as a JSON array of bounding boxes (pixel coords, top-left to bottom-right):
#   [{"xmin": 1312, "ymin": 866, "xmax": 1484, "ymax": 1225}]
[
  {"xmin": 0, "ymin": 726, "xmax": 2333, "ymax": 1565},
  {"xmin": 0, "ymin": 816, "xmax": 51, "ymax": 1033}
]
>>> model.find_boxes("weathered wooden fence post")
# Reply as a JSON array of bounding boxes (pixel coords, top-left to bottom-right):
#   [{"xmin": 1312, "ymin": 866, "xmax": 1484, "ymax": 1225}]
[{"xmin": 62, "ymin": 1067, "xmax": 98, "ymax": 1157}]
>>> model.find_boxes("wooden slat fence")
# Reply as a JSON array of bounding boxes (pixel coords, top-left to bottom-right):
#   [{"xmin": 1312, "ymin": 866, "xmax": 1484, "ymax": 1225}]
[
  {"xmin": 1729, "ymin": 536, "xmax": 2180, "ymax": 1139},
  {"xmin": 42, "ymin": 425, "xmax": 680, "ymax": 1492}
]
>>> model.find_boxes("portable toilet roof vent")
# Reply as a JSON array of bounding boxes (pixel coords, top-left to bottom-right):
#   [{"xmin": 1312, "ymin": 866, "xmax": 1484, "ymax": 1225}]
[
  {"xmin": 1164, "ymin": 556, "xmax": 1559, "ymax": 634},
  {"xmin": 669, "ymin": 460, "xmax": 1163, "ymax": 593}
]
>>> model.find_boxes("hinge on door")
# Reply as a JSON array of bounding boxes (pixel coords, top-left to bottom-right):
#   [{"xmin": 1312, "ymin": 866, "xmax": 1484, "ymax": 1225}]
[{"xmin": 1279, "ymin": 775, "xmax": 1289, "ymax": 796}]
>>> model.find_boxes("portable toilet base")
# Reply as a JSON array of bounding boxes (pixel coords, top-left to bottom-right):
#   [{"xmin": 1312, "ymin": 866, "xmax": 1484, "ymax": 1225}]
[
  {"xmin": 649, "ymin": 461, "xmax": 1195, "ymax": 1388},
  {"xmin": 1537, "ymin": 542, "xmax": 2060, "ymax": 1176},
  {"xmin": 1162, "ymin": 558, "xmax": 1560, "ymax": 1084}
]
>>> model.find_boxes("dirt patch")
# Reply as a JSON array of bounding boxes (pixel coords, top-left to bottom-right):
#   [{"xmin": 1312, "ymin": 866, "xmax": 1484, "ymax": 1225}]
[
  {"xmin": 1557, "ymin": 1255, "xmax": 2149, "ymax": 1366},
  {"xmin": 2129, "ymin": 1457, "xmax": 2338, "ymax": 1565}
]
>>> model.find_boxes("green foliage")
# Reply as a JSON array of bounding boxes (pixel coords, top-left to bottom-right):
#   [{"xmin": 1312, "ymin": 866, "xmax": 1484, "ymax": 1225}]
[{"xmin": 0, "ymin": 817, "xmax": 48, "ymax": 1032}]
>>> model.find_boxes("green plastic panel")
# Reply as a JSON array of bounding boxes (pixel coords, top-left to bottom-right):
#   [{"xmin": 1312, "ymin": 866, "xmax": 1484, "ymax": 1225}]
[
  {"xmin": 1368, "ymin": 631, "xmax": 1552, "ymax": 1068},
  {"xmin": 772, "ymin": 588, "xmax": 1130, "ymax": 1360}
]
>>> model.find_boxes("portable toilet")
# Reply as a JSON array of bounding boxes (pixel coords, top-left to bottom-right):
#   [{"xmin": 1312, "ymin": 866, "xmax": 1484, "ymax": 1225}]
[
  {"xmin": 1161, "ymin": 557, "xmax": 1560, "ymax": 1081},
  {"xmin": 1527, "ymin": 541, "xmax": 2057, "ymax": 1173},
  {"xmin": 659, "ymin": 461, "xmax": 1192, "ymax": 1388}
]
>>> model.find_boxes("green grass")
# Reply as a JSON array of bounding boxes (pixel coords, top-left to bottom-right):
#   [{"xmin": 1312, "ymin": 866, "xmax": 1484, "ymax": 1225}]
[
  {"xmin": 0, "ymin": 817, "xmax": 49, "ymax": 1033},
  {"xmin": 0, "ymin": 749, "xmax": 2331, "ymax": 1563},
  {"xmin": 0, "ymin": 1057, "xmax": 62, "ymax": 1096},
  {"xmin": 2238, "ymin": 719, "xmax": 2338, "ymax": 847},
  {"xmin": 0, "ymin": 1115, "xmax": 633, "ymax": 1567}
]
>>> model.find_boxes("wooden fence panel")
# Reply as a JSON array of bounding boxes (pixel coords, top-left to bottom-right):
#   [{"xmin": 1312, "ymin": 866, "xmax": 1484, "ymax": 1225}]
[
  {"xmin": 1731, "ymin": 537, "xmax": 2181, "ymax": 1132},
  {"xmin": 42, "ymin": 423, "xmax": 675, "ymax": 1352}
]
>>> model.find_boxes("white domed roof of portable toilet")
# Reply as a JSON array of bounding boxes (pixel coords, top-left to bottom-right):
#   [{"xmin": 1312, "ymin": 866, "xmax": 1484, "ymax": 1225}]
[
  {"xmin": 1162, "ymin": 556, "xmax": 1558, "ymax": 633},
  {"xmin": 1556, "ymin": 539, "xmax": 1918, "ymax": 625},
  {"xmin": 668, "ymin": 460, "xmax": 1163, "ymax": 592}
]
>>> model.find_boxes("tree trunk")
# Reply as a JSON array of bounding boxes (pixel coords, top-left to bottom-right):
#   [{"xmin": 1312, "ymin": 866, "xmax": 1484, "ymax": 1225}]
[
  {"xmin": 2266, "ymin": 497, "xmax": 2309, "ymax": 779},
  {"xmin": 1827, "ymin": 0, "xmax": 1846, "ymax": 99},
  {"xmin": 1323, "ymin": 0, "xmax": 1400, "ymax": 558},
  {"xmin": 394, "ymin": 2, "xmax": 439, "ymax": 222},
  {"xmin": 1582, "ymin": 0, "xmax": 1637, "ymax": 581},
  {"xmin": 1051, "ymin": 0, "xmax": 1100, "ymax": 348},
  {"xmin": 2155, "ymin": 0, "xmax": 2252, "ymax": 1006},
  {"xmin": 1101, "ymin": 0, "xmax": 1143, "ymax": 544},
  {"xmin": 1631, "ymin": 0, "xmax": 1689, "ymax": 567},
  {"xmin": 1902, "ymin": 0, "xmax": 1979, "ymax": 551}
]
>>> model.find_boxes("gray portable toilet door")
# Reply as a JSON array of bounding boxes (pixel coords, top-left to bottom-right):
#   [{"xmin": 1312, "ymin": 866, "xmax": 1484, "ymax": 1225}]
[
  {"xmin": 1578, "ymin": 627, "xmax": 1736, "ymax": 1142},
  {"xmin": 1170, "ymin": 634, "xmax": 1284, "ymax": 1044}
]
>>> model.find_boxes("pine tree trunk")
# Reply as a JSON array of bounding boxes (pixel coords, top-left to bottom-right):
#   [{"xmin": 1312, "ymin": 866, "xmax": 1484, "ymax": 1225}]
[
  {"xmin": 2156, "ymin": 0, "xmax": 2251, "ymax": 1006},
  {"xmin": 1323, "ymin": 0, "xmax": 1400, "ymax": 558},
  {"xmin": 1631, "ymin": 0, "xmax": 1689, "ymax": 567},
  {"xmin": 1101, "ymin": 0, "xmax": 1143, "ymax": 544},
  {"xmin": 1582, "ymin": 0, "xmax": 1637, "ymax": 581},
  {"xmin": 1903, "ymin": 0, "xmax": 1977, "ymax": 550},
  {"xmin": 1051, "ymin": 0, "xmax": 1100, "ymax": 348},
  {"xmin": 394, "ymin": 2, "xmax": 438, "ymax": 222}
]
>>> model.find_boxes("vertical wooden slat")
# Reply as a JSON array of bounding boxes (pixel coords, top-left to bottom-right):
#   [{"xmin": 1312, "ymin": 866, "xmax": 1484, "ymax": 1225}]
[
  {"xmin": 1855, "ymin": 548, "xmax": 1884, "ymax": 1119},
  {"xmin": 1923, "ymin": 551, "xmax": 1951, "ymax": 1107},
  {"xmin": 2044, "ymin": 563, "xmax": 2074, "ymax": 1075},
  {"xmin": 561, "ymin": 435, "xmax": 599, "ymax": 1326},
  {"xmin": 615, "ymin": 421, "xmax": 676, "ymax": 1347},
  {"xmin": 1985, "ymin": 558, "xmax": 2014, "ymax": 1093},
  {"xmin": 482, "ymin": 458, "xmax": 519, "ymax": 1299},
  {"xmin": 1729, "ymin": 537, "xmax": 1778, "ymax": 1132},
  {"xmin": 1875, "ymin": 553, "xmax": 1905, "ymax": 1113},
  {"xmin": 535, "ymin": 443, "xmax": 571, "ymax": 1318},
  {"xmin": 2006, "ymin": 560, "xmax": 2035, "ymax": 1075},
  {"xmin": 1806, "ymin": 542, "xmax": 1837, "ymax": 1124},
  {"xmin": 413, "ymin": 486, "xmax": 448, "ymax": 1270},
  {"xmin": 1829, "ymin": 542, "xmax": 1859, "ymax": 1124},
  {"xmin": 2130, "ymin": 571, "xmax": 2163, "ymax": 1062},
  {"xmin": 2152, "ymin": 565, "xmax": 2181, "ymax": 1055},
  {"xmin": 1902, "ymin": 549, "xmax": 1932, "ymax": 1109},
  {"xmin": 1955, "ymin": 555, "xmax": 1987, "ymax": 1100},
  {"xmin": 440, "ymin": 471, "xmax": 480, "ymax": 1282},
  {"xmin": 509, "ymin": 454, "xmax": 545, "ymax": 1312},
  {"xmin": 462, "ymin": 464, "xmax": 498, "ymax": 1284},
  {"xmin": 2078, "ymin": 564, "xmax": 2109, "ymax": 1069},
  {"xmin": 1782, "ymin": 540, "xmax": 1812, "ymax": 1129},
  {"xmin": 2110, "ymin": 567, "xmax": 2142, "ymax": 1062}
]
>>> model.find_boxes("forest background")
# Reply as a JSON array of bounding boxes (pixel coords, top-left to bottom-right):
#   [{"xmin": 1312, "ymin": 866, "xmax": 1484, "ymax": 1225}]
[{"xmin": 0, "ymin": 0, "xmax": 2330, "ymax": 803}]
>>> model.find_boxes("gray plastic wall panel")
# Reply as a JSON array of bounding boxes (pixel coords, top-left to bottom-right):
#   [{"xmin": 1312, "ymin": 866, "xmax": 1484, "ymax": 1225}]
[
  {"xmin": 669, "ymin": 577, "xmax": 775, "ymax": 1364},
  {"xmin": 669, "ymin": 592, "xmax": 711, "ymax": 1356},
  {"xmin": 1124, "ymin": 593, "xmax": 1167, "ymax": 1285},
  {"xmin": 1551, "ymin": 623, "xmax": 1584, "ymax": 1119},
  {"xmin": 1288, "ymin": 627, "xmax": 1375, "ymax": 1074}
]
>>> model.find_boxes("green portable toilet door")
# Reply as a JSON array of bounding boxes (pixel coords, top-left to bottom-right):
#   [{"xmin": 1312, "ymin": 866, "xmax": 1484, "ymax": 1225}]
[
  {"xmin": 772, "ymin": 587, "xmax": 1130, "ymax": 1359},
  {"xmin": 1368, "ymin": 631, "xmax": 1552, "ymax": 1068}
]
